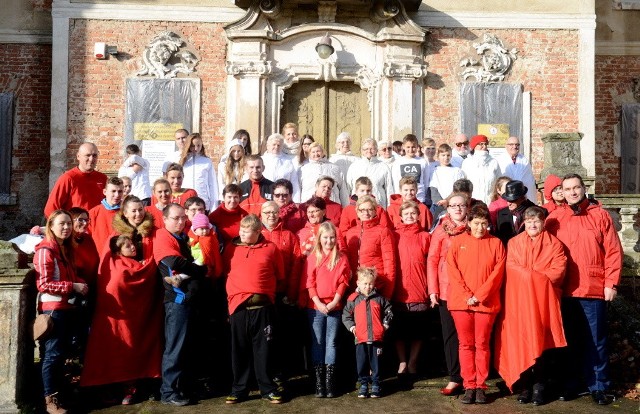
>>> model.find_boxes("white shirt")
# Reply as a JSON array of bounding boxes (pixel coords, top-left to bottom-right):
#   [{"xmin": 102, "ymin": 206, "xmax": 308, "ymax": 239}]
[
  {"xmin": 329, "ymin": 152, "xmax": 360, "ymax": 182},
  {"xmin": 118, "ymin": 154, "xmax": 152, "ymax": 199},
  {"xmin": 261, "ymin": 153, "xmax": 301, "ymax": 202},
  {"xmin": 162, "ymin": 150, "xmax": 182, "ymax": 173},
  {"xmin": 496, "ymin": 152, "xmax": 537, "ymax": 202},
  {"xmin": 181, "ymin": 154, "xmax": 218, "ymax": 211},
  {"xmin": 299, "ymin": 160, "xmax": 349, "ymax": 205},
  {"xmin": 429, "ymin": 165, "xmax": 466, "ymax": 202},
  {"xmin": 346, "ymin": 157, "xmax": 394, "ymax": 208},
  {"xmin": 390, "ymin": 157, "xmax": 430, "ymax": 202}
]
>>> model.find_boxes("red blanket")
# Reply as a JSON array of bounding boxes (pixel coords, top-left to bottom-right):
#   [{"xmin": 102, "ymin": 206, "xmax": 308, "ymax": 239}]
[{"xmin": 81, "ymin": 236, "xmax": 163, "ymax": 386}]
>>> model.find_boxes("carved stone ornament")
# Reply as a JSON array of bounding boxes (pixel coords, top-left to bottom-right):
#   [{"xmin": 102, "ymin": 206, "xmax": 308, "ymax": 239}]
[
  {"xmin": 540, "ymin": 132, "xmax": 587, "ymax": 181},
  {"xmin": 226, "ymin": 60, "xmax": 273, "ymax": 76},
  {"xmin": 460, "ymin": 34, "xmax": 518, "ymax": 83},
  {"xmin": 318, "ymin": 1, "xmax": 337, "ymax": 23},
  {"xmin": 137, "ymin": 31, "xmax": 199, "ymax": 79},
  {"xmin": 633, "ymin": 78, "xmax": 640, "ymax": 102},
  {"xmin": 383, "ymin": 62, "xmax": 427, "ymax": 79}
]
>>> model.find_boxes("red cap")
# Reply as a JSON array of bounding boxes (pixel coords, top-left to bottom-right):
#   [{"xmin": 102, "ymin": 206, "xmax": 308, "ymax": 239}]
[{"xmin": 470, "ymin": 135, "xmax": 489, "ymax": 150}]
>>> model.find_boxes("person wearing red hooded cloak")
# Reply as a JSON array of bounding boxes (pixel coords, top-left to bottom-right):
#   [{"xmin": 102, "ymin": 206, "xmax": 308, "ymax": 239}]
[{"xmin": 494, "ymin": 206, "xmax": 567, "ymax": 405}]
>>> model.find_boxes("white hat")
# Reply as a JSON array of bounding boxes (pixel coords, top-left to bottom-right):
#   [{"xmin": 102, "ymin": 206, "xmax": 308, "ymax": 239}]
[{"xmin": 226, "ymin": 138, "xmax": 245, "ymax": 152}]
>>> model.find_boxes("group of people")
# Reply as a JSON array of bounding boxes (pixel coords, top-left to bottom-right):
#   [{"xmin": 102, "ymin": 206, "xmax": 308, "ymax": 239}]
[{"xmin": 33, "ymin": 127, "xmax": 622, "ymax": 414}]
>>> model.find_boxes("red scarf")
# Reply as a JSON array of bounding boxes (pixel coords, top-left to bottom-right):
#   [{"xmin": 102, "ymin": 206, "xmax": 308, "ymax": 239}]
[{"xmin": 441, "ymin": 215, "xmax": 467, "ymax": 236}]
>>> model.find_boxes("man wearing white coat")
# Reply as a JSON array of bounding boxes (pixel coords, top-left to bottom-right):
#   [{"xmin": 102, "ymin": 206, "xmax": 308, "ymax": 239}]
[
  {"xmin": 346, "ymin": 138, "xmax": 394, "ymax": 208},
  {"xmin": 261, "ymin": 133, "xmax": 301, "ymax": 202},
  {"xmin": 496, "ymin": 136, "xmax": 537, "ymax": 202}
]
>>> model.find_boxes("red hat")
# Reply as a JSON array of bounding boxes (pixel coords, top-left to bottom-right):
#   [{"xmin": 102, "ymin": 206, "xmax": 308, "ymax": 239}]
[
  {"xmin": 543, "ymin": 174, "xmax": 562, "ymax": 202},
  {"xmin": 470, "ymin": 134, "xmax": 489, "ymax": 150}
]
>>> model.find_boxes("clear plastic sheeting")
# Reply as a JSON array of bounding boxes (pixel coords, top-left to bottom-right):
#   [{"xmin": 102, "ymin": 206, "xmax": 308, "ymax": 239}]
[
  {"xmin": 620, "ymin": 103, "xmax": 640, "ymax": 193},
  {"xmin": 459, "ymin": 82, "xmax": 523, "ymax": 143},
  {"xmin": 124, "ymin": 78, "xmax": 198, "ymax": 145}
]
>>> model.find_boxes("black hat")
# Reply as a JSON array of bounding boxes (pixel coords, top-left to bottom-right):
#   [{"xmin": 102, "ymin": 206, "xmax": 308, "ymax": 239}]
[{"xmin": 501, "ymin": 180, "xmax": 528, "ymax": 202}]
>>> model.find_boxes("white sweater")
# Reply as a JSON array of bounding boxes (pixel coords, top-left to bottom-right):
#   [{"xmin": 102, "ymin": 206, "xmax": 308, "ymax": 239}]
[
  {"xmin": 216, "ymin": 160, "xmax": 248, "ymax": 201},
  {"xmin": 429, "ymin": 165, "xmax": 466, "ymax": 202},
  {"xmin": 346, "ymin": 157, "xmax": 394, "ymax": 208},
  {"xmin": 299, "ymin": 160, "xmax": 349, "ymax": 205},
  {"xmin": 262, "ymin": 153, "xmax": 301, "ymax": 202},
  {"xmin": 390, "ymin": 157, "xmax": 430, "ymax": 202},
  {"xmin": 118, "ymin": 154, "xmax": 152, "ymax": 199},
  {"xmin": 329, "ymin": 153, "xmax": 360, "ymax": 182},
  {"xmin": 181, "ymin": 154, "xmax": 218, "ymax": 211},
  {"xmin": 461, "ymin": 151, "xmax": 501, "ymax": 204}
]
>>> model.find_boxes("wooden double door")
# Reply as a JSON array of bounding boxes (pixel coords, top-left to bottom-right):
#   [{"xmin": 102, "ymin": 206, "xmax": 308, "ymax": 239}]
[{"xmin": 280, "ymin": 81, "xmax": 371, "ymax": 156}]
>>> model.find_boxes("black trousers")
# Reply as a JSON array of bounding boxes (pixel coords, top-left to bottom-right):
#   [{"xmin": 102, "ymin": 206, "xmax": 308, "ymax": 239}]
[
  {"xmin": 229, "ymin": 305, "xmax": 278, "ymax": 396},
  {"xmin": 439, "ymin": 300, "xmax": 462, "ymax": 384}
]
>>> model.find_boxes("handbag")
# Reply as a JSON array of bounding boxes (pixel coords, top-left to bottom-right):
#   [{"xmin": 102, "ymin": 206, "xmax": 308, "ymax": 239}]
[{"xmin": 33, "ymin": 313, "xmax": 53, "ymax": 341}]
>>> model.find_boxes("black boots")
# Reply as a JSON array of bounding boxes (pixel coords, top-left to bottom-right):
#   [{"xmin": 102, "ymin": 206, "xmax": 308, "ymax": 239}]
[
  {"xmin": 325, "ymin": 364, "xmax": 336, "ymax": 398},
  {"xmin": 314, "ymin": 365, "xmax": 326, "ymax": 397}
]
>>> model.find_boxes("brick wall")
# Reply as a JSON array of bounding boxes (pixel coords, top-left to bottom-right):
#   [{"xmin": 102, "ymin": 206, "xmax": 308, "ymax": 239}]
[
  {"xmin": 0, "ymin": 43, "xmax": 52, "ymax": 239},
  {"xmin": 424, "ymin": 28, "xmax": 580, "ymax": 183},
  {"xmin": 594, "ymin": 55, "xmax": 640, "ymax": 194},
  {"xmin": 67, "ymin": 20, "xmax": 228, "ymax": 173}
]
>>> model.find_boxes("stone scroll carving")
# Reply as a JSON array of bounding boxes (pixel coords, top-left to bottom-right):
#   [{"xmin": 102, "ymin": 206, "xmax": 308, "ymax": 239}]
[
  {"xmin": 137, "ymin": 32, "xmax": 199, "ymax": 79},
  {"xmin": 460, "ymin": 34, "xmax": 518, "ymax": 83}
]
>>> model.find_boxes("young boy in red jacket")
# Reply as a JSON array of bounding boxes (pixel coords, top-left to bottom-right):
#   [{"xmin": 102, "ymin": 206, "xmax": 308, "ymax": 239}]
[{"xmin": 342, "ymin": 267, "xmax": 393, "ymax": 399}]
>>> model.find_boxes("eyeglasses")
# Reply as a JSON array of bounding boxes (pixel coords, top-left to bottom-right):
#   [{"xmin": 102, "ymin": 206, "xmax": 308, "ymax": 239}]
[
  {"xmin": 74, "ymin": 217, "xmax": 90, "ymax": 223},
  {"xmin": 273, "ymin": 193, "xmax": 289, "ymax": 198},
  {"xmin": 553, "ymin": 187, "xmax": 563, "ymax": 193},
  {"xmin": 307, "ymin": 209, "xmax": 323, "ymax": 215},
  {"xmin": 381, "ymin": 147, "xmax": 392, "ymax": 151},
  {"xmin": 262, "ymin": 211, "xmax": 278, "ymax": 216},
  {"xmin": 357, "ymin": 208, "xmax": 376, "ymax": 213},
  {"xmin": 168, "ymin": 216, "xmax": 187, "ymax": 222},
  {"xmin": 507, "ymin": 143, "xmax": 520, "ymax": 147},
  {"xmin": 448, "ymin": 204, "xmax": 466, "ymax": 209},
  {"xmin": 455, "ymin": 141, "xmax": 469, "ymax": 147}
]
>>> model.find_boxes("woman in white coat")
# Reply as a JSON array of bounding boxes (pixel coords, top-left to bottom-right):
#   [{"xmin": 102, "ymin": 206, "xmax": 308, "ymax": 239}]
[
  {"xmin": 460, "ymin": 135, "xmax": 501, "ymax": 205},
  {"xmin": 300, "ymin": 143, "xmax": 349, "ymax": 205},
  {"xmin": 346, "ymin": 138, "xmax": 394, "ymax": 208},
  {"xmin": 179, "ymin": 133, "xmax": 219, "ymax": 211},
  {"xmin": 261, "ymin": 133, "xmax": 301, "ymax": 201}
]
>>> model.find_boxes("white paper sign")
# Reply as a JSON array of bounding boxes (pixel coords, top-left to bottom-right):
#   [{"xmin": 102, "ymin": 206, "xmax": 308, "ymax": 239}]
[{"xmin": 142, "ymin": 140, "xmax": 176, "ymax": 183}]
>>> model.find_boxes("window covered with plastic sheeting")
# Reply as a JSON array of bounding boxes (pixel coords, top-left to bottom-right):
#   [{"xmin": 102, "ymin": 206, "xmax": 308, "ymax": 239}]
[
  {"xmin": 620, "ymin": 103, "xmax": 640, "ymax": 193},
  {"xmin": 0, "ymin": 93, "xmax": 14, "ymax": 196}
]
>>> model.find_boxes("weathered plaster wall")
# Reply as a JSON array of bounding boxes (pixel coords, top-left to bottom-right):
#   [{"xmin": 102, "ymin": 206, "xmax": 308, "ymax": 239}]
[
  {"xmin": 0, "ymin": 0, "xmax": 52, "ymax": 31},
  {"xmin": 66, "ymin": 20, "xmax": 228, "ymax": 173},
  {"xmin": 424, "ymin": 28, "xmax": 580, "ymax": 180},
  {"xmin": 596, "ymin": 0, "xmax": 640, "ymax": 42}
]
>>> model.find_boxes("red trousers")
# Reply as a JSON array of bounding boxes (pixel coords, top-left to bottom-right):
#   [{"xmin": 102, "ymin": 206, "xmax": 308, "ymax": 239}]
[{"xmin": 451, "ymin": 310, "xmax": 496, "ymax": 390}]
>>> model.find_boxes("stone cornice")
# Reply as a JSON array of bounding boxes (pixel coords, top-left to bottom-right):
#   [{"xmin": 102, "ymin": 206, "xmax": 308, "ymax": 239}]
[
  {"xmin": 0, "ymin": 29, "xmax": 52, "ymax": 44},
  {"xmin": 412, "ymin": 11, "xmax": 596, "ymax": 30},
  {"xmin": 596, "ymin": 41, "xmax": 640, "ymax": 56}
]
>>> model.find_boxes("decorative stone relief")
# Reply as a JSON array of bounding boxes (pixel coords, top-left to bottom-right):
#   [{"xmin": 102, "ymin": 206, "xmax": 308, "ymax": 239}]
[
  {"xmin": 383, "ymin": 62, "xmax": 427, "ymax": 80},
  {"xmin": 355, "ymin": 67, "xmax": 381, "ymax": 111},
  {"xmin": 460, "ymin": 34, "xmax": 518, "ymax": 83},
  {"xmin": 540, "ymin": 132, "xmax": 587, "ymax": 181},
  {"xmin": 259, "ymin": 0, "xmax": 282, "ymax": 19},
  {"xmin": 226, "ymin": 60, "xmax": 273, "ymax": 76},
  {"xmin": 370, "ymin": 0, "xmax": 400, "ymax": 22},
  {"xmin": 318, "ymin": 1, "xmax": 337, "ymax": 23},
  {"xmin": 137, "ymin": 32, "xmax": 199, "ymax": 79}
]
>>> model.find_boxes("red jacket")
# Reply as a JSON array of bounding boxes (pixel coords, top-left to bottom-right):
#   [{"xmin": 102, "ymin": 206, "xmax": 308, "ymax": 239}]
[
  {"xmin": 150, "ymin": 188, "xmax": 198, "ymax": 208},
  {"xmin": 345, "ymin": 218, "xmax": 397, "ymax": 299},
  {"xmin": 89, "ymin": 203, "xmax": 119, "ymax": 254},
  {"xmin": 392, "ymin": 222, "xmax": 431, "ymax": 304},
  {"xmin": 545, "ymin": 197, "xmax": 622, "ymax": 299},
  {"xmin": 261, "ymin": 222, "xmax": 303, "ymax": 301},
  {"xmin": 223, "ymin": 235, "xmax": 285, "ymax": 315},
  {"xmin": 208, "ymin": 204, "xmax": 248, "ymax": 247},
  {"xmin": 446, "ymin": 232, "xmax": 506, "ymax": 313},
  {"xmin": 239, "ymin": 178, "xmax": 274, "ymax": 216},
  {"xmin": 278, "ymin": 202, "xmax": 307, "ymax": 234},
  {"xmin": 387, "ymin": 194, "xmax": 433, "ymax": 231},
  {"xmin": 542, "ymin": 201, "xmax": 565, "ymax": 214},
  {"xmin": 187, "ymin": 229, "xmax": 222, "ymax": 279},
  {"xmin": 297, "ymin": 220, "xmax": 347, "ymax": 257},
  {"xmin": 339, "ymin": 203, "xmax": 391, "ymax": 235},
  {"xmin": 44, "ymin": 168, "xmax": 107, "ymax": 217},
  {"xmin": 303, "ymin": 253, "xmax": 350, "ymax": 311},
  {"xmin": 145, "ymin": 205, "xmax": 165, "ymax": 230},
  {"xmin": 35, "ymin": 239, "xmax": 83, "ymax": 311},
  {"xmin": 324, "ymin": 198, "xmax": 343, "ymax": 225},
  {"xmin": 426, "ymin": 219, "xmax": 466, "ymax": 301},
  {"xmin": 342, "ymin": 289, "xmax": 392, "ymax": 344},
  {"xmin": 74, "ymin": 235, "xmax": 99, "ymax": 286}
]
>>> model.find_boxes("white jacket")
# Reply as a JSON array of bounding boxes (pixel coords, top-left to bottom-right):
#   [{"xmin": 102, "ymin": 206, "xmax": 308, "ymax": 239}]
[
  {"xmin": 162, "ymin": 150, "xmax": 182, "ymax": 173},
  {"xmin": 496, "ymin": 152, "xmax": 537, "ymax": 202},
  {"xmin": 262, "ymin": 153, "xmax": 301, "ymax": 201},
  {"xmin": 329, "ymin": 153, "xmax": 359, "ymax": 181},
  {"xmin": 346, "ymin": 157, "xmax": 393, "ymax": 208},
  {"xmin": 461, "ymin": 151, "xmax": 501, "ymax": 204},
  {"xmin": 181, "ymin": 154, "xmax": 218, "ymax": 211},
  {"xmin": 299, "ymin": 160, "xmax": 349, "ymax": 206},
  {"xmin": 118, "ymin": 154, "xmax": 152, "ymax": 199}
]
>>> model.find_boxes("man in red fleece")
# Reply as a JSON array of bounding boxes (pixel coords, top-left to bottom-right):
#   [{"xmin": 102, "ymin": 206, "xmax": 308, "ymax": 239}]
[
  {"xmin": 44, "ymin": 142, "xmax": 107, "ymax": 217},
  {"xmin": 209, "ymin": 184, "xmax": 248, "ymax": 248},
  {"xmin": 88, "ymin": 176, "xmax": 124, "ymax": 253},
  {"xmin": 239, "ymin": 155, "xmax": 273, "ymax": 216},
  {"xmin": 223, "ymin": 214, "xmax": 285, "ymax": 405}
]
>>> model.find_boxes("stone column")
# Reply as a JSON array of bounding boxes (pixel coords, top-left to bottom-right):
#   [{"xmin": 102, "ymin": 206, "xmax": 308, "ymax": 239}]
[{"xmin": 0, "ymin": 241, "xmax": 35, "ymax": 412}]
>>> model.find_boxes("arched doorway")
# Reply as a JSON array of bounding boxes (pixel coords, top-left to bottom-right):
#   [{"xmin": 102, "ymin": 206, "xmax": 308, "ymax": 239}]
[{"xmin": 280, "ymin": 81, "xmax": 371, "ymax": 155}]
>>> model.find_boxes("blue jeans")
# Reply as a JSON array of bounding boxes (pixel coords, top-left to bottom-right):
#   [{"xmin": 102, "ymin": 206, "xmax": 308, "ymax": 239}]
[
  {"xmin": 161, "ymin": 301, "xmax": 192, "ymax": 401},
  {"xmin": 561, "ymin": 298, "xmax": 610, "ymax": 392},
  {"xmin": 307, "ymin": 309, "xmax": 341, "ymax": 365},
  {"xmin": 40, "ymin": 309, "xmax": 74, "ymax": 396},
  {"xmin": 356, "ymin": 343, "xmax": 381, "ymax": 386}
]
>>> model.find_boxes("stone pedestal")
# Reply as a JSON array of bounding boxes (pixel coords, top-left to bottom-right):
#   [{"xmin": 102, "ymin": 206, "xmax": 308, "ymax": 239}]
[
  {"xmin": 0, "ymin": 241, "xmax": 35, "ymax": 413},
  {"xmin": 540, "ymin": 133, "xmax": 588, "ymax": 181}
]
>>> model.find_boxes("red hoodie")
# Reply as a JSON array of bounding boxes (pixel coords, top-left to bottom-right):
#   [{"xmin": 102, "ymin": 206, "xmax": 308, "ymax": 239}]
[
  {"xmin": 339, "ymin": 201, "xmax": 391, "ymax": 235},
  {"xmin": 261, "ymin": 222, "xmax": 303, "ymax": 301},
  {"xmin": 223, "ymin": 235, "xmax": 284, "ymax": 315},
  {"xmin": 209, "ymin": 204, "xmax": 248, "ymax": 246},
  {"xmin": 303, "ymin": 253, "xmax": 350, "ymax": 310},
  {"xmin": 387, "ymin": 194, "xmax": 433, "ymax": 231}
]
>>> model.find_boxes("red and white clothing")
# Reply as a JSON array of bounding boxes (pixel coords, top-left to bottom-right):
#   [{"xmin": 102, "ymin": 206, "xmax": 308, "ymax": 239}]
[
  {"xmin": 44, "ymin": 168, "xmax": 107, "ymax": 217},
  {"xmin": 35, "ymin": 239, "xmax": 83, "ymax": 312}
]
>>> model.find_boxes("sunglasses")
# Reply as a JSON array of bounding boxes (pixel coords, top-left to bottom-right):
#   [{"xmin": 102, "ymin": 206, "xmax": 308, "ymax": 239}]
[
  {"xmin": 455, "ymin": 141, "xmax": 470, "ymax": 147},
  {"xmin": 381, "ymin": 147, "xmax": 392, "ymax": 151},
  {"xmin": 273, "ymin": 193, "xmax": 289, "ymax": 198}
]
